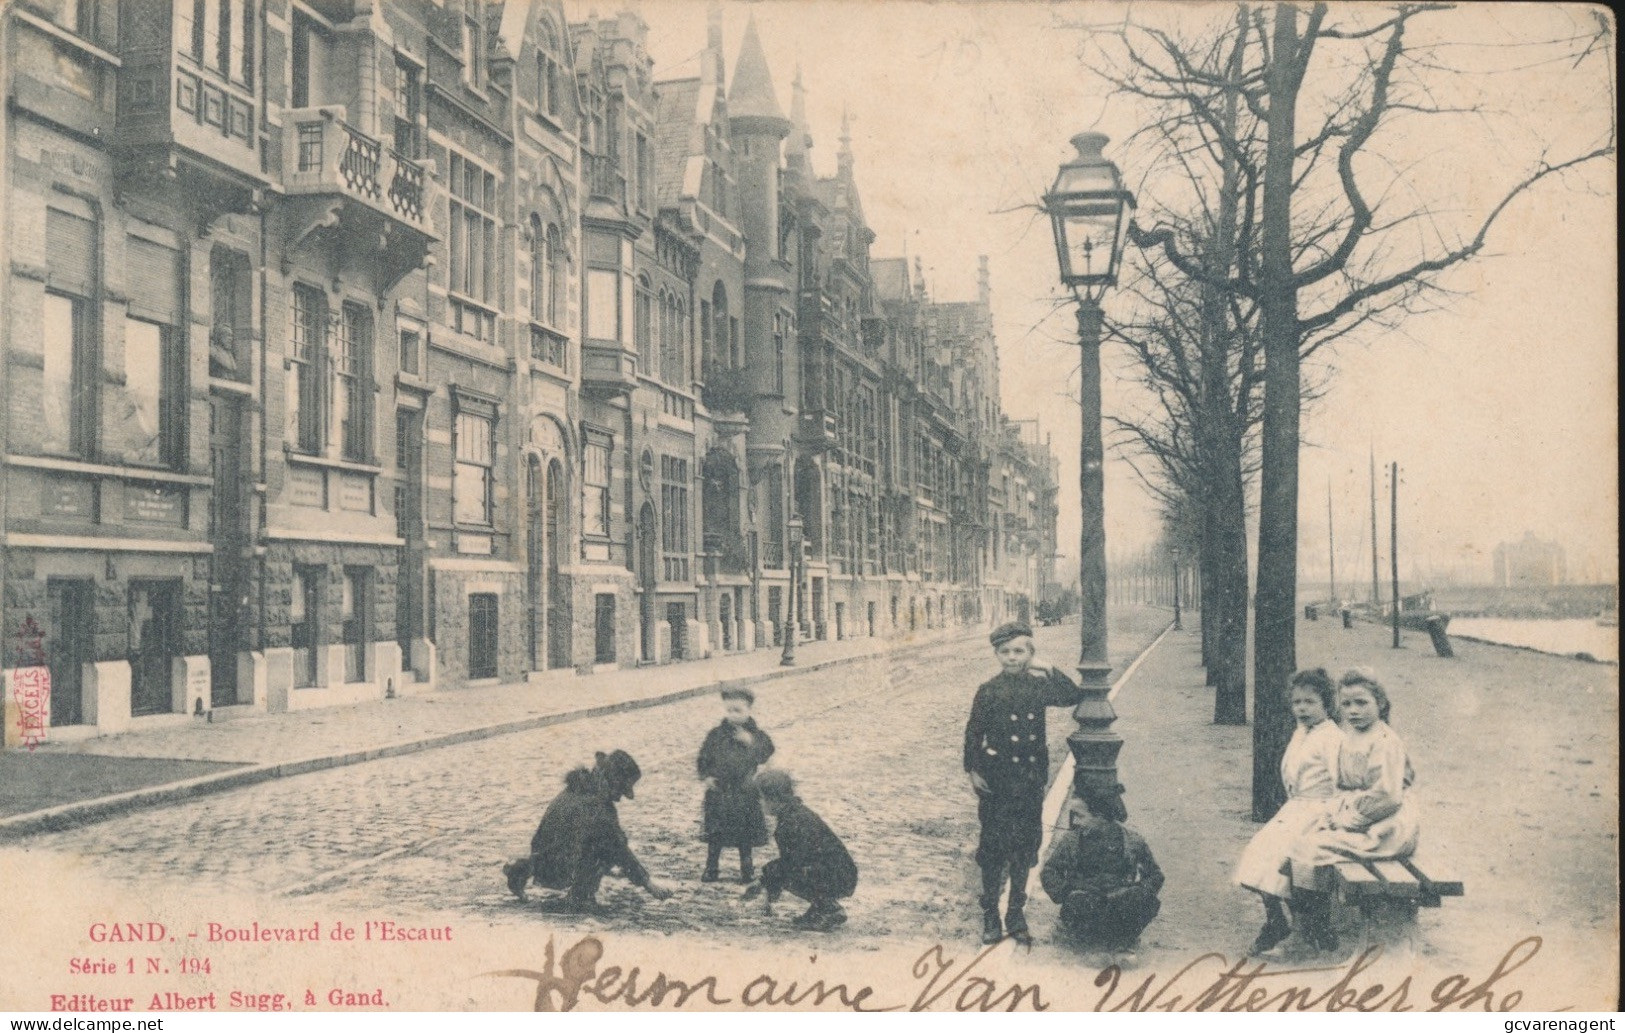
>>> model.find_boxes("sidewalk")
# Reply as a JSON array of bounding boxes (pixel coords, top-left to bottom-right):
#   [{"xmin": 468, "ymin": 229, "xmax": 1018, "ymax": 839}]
[
  {"xmin": 0, "ymin": 624, "xmax": 973, "ymax": 837},
  {"xmin": 1096, "ymin": 614, "xmax": 1617, "ymax": 1008}
]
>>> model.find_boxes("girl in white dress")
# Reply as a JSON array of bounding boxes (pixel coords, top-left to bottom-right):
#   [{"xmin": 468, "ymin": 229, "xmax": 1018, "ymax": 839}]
[
  {"xmin": 1288, "ymin": 670, "xmax": 1420, "ymax": 951},
  {"xmin": 1235, "ymin": 668, "xmax": 1343, "ymax": 954}
]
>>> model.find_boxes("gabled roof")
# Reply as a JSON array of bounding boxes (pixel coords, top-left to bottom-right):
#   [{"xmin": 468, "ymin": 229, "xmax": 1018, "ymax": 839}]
[{"xmin": 653, "ymin": 77, "xmax": 702, "ymax": 209}]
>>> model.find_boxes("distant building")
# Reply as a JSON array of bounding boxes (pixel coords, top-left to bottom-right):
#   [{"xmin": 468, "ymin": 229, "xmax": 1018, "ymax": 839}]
[{"xmin": 1493, "ymin": 533, "xmax": 1566, "ymax": 587}]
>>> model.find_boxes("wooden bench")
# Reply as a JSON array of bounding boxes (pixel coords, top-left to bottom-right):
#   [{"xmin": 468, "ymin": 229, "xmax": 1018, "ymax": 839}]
[{"xmin": 1326, "ymin": 858, "xmax": 1464, "ymax": 921}]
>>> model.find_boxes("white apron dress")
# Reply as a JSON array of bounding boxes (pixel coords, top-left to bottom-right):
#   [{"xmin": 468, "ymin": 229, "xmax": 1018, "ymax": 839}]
[
  {"xmin": 1234, "ymin": 719, "xmax": 1342, "ymax": 897},
  {"xmin": 1290, "ymin": 721, "xmax": 1420, "ymax": 885}
]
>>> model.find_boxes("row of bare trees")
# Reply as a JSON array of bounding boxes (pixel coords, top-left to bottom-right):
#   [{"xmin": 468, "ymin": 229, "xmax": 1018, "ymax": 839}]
[{"xmin": 1085, "ymin": 3, "xmax": 1614, "ymax": 818}]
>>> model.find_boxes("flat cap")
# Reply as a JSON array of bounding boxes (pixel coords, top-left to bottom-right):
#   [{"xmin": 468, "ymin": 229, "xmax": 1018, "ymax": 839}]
[{"xmin": 989, "ymin": 621, "xmax": 1034, "ymax": 647}]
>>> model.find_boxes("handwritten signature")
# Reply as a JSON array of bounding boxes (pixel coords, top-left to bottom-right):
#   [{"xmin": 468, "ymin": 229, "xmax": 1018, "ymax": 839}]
[{"xmin": 483, "ymin": 934, "xmax": 1546, "ymax": 1013}]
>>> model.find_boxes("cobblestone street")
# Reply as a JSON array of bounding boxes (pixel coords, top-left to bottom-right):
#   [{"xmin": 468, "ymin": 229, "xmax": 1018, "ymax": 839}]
[{"xmin": 12, "ymin": 610, "xmax": 1170, "ymax": 951}]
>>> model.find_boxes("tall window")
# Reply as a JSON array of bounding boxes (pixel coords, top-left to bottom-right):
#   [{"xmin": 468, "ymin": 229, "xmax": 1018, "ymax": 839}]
[
  {"xmin": 398, "ymin": 326, "xmax": 422, "ymax": 376},
  {"xmin": 342, "ymin": 568, "xmax": 369, "ymax": 682},
  {"xmin": 448, "ymin": 152, "xmax": 498, "ymax": 341},
  {"xmin": 536, "ymin": 21, "xmax": 561, "ymax": 120},
  {"xmin": 126, "ymin": 232, "xmax": 185, "ymax": 469},
  {"xmin": 582, "ymin": 433, "xmax": 611, "ymax": 540},
  {"xmin": 42, "ymin": 204, "xmax": 97, "ymax": 458},
  {"xmin": 290, "ymin": 12, "xmax": 330, "ymax": 108},
  {"xmin": 123, "ymin": 318, "xmax": 183, "ymax": 469},
  {"xmin": 290, "ymin": 284, "xmax": 326, "ymax": 453},
  {"xmin": 772, "ymin": 312, "xmax": 787, "ymax": 395},
  {"xmin": 529, "ymin": 214, "xmax": 563, "ymax": 327},
  {"xmin": 337, "ymin": 302, "xmax": 373, "ymax": 461},
  {"xmin": 453, "ymin": 409, "xmax": 494, "ymax": 526},
  {"xmin": 393, "ymin": 57, "xmax": 422, "ymax": 159},
  {"xmin": 710, "ymin": 282, "xmax": 729, "ymax": 369},
  {"xmin": 659, "ymin": 291, "xmax": 686, "ymax": 387},
  {"xmin": 634, "ymin": 275, "xmax": 653, "ymax": 376},
  {"xmin": 583, "ymin": 233, "xmax": 620, "ymax": 343},
  {"xmin": 661, "ymin": 455, "xmax": 690, "ymax": 582},
  {"xmin": 633, "ymin": 132, "xmax": 652, "ymax": 212},
  {"xmin": 461, "ymin": 0, "xmax": 485, "ymax": 87}
]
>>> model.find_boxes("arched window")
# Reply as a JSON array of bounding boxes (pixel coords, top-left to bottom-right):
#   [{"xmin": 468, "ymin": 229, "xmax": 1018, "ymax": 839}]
[
  {"xmin": 529, "ymin": 214, "xmax": 545, "ymax": 322},
  {"xmin": 545, "ymin": 223, "xmax": 564, "ymax": 326},
  {"xmin": 634, "ymin": 274, "xmax": 653, "ymax": 376}
]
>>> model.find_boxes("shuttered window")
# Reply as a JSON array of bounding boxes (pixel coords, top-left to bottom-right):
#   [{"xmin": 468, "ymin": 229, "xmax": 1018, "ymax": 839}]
[
  {"xmin": 47, "ymin": 209, "xmax": 97, "ymax": 296},
  {"xmin": 127, "ymin": 237, "xmax": 182, "ymax": 326}
]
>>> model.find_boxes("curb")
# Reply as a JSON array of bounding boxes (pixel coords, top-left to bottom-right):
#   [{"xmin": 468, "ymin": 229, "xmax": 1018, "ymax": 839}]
[
  {"xmin": 0, "ymin": 633, "xmax": 962, "ymax": 843},
  {"xmin": 1038, "ymin": 620, "xmax": 1175, "ymax": 857}
]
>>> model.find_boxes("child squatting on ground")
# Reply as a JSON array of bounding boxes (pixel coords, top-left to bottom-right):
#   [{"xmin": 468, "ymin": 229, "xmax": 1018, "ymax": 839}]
[
  {"xmin": 697, "ymin": 687, "xmax": 776, "ymax": 883},
  {"xmin": 742, "ymin": 769, "xmax": 859, "ymax": 931},
  {"xmin": 963, "ymin": 620, "xmax": 1086, "ymax": 945},
  {"xmin": 503, "ymin": 749, "xmax": 674, "ymax": 913},
  {"xmin": 1040, "ymin": 780, "xmax": 1164, "ymax": 952}
]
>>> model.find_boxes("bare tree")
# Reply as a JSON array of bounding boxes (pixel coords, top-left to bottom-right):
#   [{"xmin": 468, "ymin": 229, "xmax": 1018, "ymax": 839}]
[{"xmin": 1096, "ymin": 2, "xmax": 1615, "ymax": 818}]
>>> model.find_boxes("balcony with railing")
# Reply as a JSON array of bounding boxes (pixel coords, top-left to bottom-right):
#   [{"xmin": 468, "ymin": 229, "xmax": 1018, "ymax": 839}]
[
  {"xmin": 701, "ymin": 362, "xmax": 753, "ymax": 416},
  {"xmin": 282, "ymin": 109, "xmax": 433, "ymax": 235},
  {"xmin": 796, "ymin": 410, "xmax": 837, "ymax": 452},
  {"xmin": 585, "ymin": 152, "xmax": 626, "ymax": 206},
  {"xmin": 701, "ymin": 532, "xmax": 749, "ymax": 579},
  {"xmin": 530, "ymin": 323, "xmax": 569, "ymax": 373}
]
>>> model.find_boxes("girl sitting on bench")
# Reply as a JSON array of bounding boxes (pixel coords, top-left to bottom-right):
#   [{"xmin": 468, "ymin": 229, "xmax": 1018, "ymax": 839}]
[
  {"xmin": 1234, "ymin": 668, "xmax": 1343, "ymax": 954},
  {"xmin": 1288, "ymin": 669, "xmax": 1420, "ymax": 952}
]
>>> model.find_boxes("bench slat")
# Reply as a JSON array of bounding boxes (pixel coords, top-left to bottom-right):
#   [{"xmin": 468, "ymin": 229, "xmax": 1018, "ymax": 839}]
[
  {"xmin": 1331, "ymin": 862, "xmax": 1385, "ymax": 895},
  {"xmin": 1400, "ymin": 858, "xmax": 1465, "ymax": 896},
  {"xmin": 1372, "ymin": 860, "xmax": 1421, "ymax": 894}
]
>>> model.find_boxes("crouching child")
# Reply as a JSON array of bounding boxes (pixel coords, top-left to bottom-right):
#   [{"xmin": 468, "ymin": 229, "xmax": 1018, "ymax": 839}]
[
  {"xmin": 1040, "ymin": 781, "xmax": 1163, "ymax": 951},
  {"xmin": 743, "ymin": 770, "xmax": 858, "ymax": 931},
  {"xmin": 503, "ymin": 749, "xmax": 673, "ymax": 913}
]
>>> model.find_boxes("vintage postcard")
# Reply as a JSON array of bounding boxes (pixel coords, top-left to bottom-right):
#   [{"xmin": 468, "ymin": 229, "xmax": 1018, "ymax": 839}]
[{"xmin": 0, "ymin": 0, "xmax": 1616, "ymax": 1016}]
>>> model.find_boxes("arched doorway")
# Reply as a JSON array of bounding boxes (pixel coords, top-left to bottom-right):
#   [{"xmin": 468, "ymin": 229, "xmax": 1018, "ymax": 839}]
[
  {"xmin": 638, "ymin": 502, "xmax": 657, "ymax": 663},
  {"xmin": 546, "ymin": 459, "xmax": 571, "ymax": 669}
]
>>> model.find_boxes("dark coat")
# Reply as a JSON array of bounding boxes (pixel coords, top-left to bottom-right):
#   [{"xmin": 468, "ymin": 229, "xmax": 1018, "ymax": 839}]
[
  {"xmin": 964, "ymin": 666, "xmax": 1085, "ymax": 792},
  {"xmin": 528, "ymin": 767, "xmax": 649, "ymax": 891},
  {"xmin": 697, "ymin": 719, "xmax": 774, "ymax": 846},
  {"xmin": 765, "ymin": 796, "xmax": 858, "ymax": 901},
  {"xmin": 1040, "ymin": 815, "xmax": 1164, "ymax": 902}
]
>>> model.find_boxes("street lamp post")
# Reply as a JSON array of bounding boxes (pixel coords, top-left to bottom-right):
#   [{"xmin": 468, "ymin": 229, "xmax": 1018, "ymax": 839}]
[
  {"xmin": 1172, "ymin": 544, "xmax": 1183, "ymax": 631},
  {"xmin": 780, "ymin": 515, "xmax": 804, "ymax": 667},
  {"xmin": 1045, "ymin": 131, "xmax": 1135, "ymax": 807}
]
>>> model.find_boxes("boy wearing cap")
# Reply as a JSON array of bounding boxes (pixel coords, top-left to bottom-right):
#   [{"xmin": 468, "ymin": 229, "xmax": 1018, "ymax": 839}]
[
  {"xmin": 503, "ymin": 749, "xmax": 673, "ymax": 913},
  {"xmin": 1040, "ymin": 782, "xmax": 1163, "ymax": 952},
  {"xmin": 964, "ymin": 621, "xmax": 1085, "ymax": 945}
]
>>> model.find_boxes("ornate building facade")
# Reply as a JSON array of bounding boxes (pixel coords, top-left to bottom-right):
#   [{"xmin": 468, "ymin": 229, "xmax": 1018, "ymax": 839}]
[{"xmin": 1, "ymin": 0, "xmax": 1058, "ymax": 744}]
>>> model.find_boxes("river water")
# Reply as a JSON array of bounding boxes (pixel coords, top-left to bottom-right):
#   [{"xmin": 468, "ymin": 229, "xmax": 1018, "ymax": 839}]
[{"xmin": 1450, "ymin": 617, "xmax": 1619, "ymax": 664}]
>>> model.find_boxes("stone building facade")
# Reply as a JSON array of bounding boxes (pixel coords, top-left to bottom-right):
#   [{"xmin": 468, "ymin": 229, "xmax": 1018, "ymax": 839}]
[{"xmin": 1, "ymin": 0, "xmax": 1058, "ymax": 746}]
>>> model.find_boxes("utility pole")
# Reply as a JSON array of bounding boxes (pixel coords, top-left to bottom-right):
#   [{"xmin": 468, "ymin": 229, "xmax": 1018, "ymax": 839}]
[
  {"xmin": 1327, "ymin": 479, "xmax": 1336, "ymax": 606},
  {"xmin": 1370, "ymin": 446, "xmax": 1380, "ymax": 607},
  {"xmin": 1390, "ymin": 461, "xmax": 1401, "ymax": 649}
]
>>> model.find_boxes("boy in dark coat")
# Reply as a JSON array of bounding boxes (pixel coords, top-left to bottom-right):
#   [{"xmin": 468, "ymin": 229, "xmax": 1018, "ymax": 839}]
[
  {"xmin": 697, "ymin": 687, "xmax": 775, "ymax": 883},
  {"xmin": 744, "ymin": 770, "xmax": 858, "ymax": 931},
  {"xmin": 503, "ymin": 749, "xmax": 673, "ymax": 913},
  {"xmin": 1041, "ymin": 784, "xmax": 1163, "ymax": 951},
  {"xmin": 964, "ymin": 620, "xmax": 1085, "ymax": 945}
]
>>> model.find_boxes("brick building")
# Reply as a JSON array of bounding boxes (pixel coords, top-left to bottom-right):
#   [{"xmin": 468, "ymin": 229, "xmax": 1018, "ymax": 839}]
[{"xmin": 1, "ymin": 0, "xmax": 1058, "ymax": 745}]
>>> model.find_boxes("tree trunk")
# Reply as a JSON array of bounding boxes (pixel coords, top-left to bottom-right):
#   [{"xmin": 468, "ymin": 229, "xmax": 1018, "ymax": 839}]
[
  {"xmin": 1251, "ymin": 1, "xmax": 1311, "ymax": 820},
  {"xmin": 1204, "ymin": 5, "xmax": 1250, "ymax": 725}
]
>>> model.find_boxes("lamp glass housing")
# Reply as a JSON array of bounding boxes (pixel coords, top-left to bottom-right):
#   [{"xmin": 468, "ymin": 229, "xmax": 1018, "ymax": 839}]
[{"xmin": 1046, "ymin": 132, "xmax": 1135, "ymax": 291}]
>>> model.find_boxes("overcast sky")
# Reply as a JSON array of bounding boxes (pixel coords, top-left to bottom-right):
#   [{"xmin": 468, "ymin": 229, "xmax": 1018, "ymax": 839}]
[{"xmin": 570, "ymin": 0, "xmax": 1618, "ymax": 587}]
